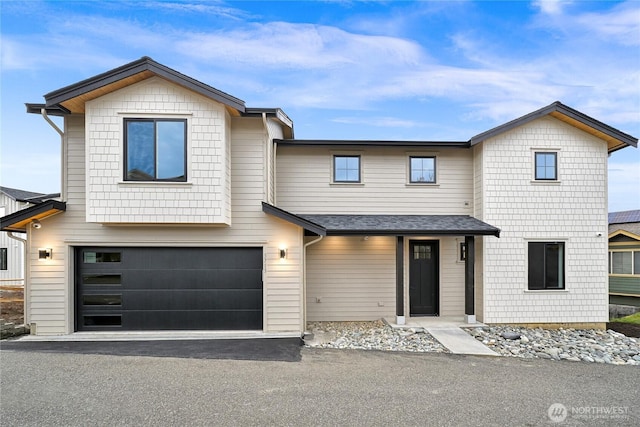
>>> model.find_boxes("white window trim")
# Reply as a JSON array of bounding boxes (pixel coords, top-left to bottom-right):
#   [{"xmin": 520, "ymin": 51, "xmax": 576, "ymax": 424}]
[
  {"xmin": 330, "ymin": 150, "xmax": 363, "ymax": 185},
  {"xmin": 406, "ymin": 151, "xmax": 439, "ymax": 185},
  {"xmin": 523, "ymin": 237, "xmax": 569, "ymax": 292},
  {"xmin": 609, "ymin": 249, "xmax": 639, "ymax": 276},
  {"xmin": 531, "ymin": 148, "xmax": 561, "ymax": 183},
  {"xmin": 118, "ymin": 113, "xmax": 192, "ymax": 184}
]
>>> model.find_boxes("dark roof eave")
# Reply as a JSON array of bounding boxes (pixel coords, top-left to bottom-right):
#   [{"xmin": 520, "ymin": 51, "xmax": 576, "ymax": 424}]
[
  {"xmin": 25, "ymin": 103, "xmax": 70, "ymax": 116},
  {"xmin": 469, "ymin": 101, "xmax": 638, "ymax": 149},
  {"xmin": 43, "ymin": 57, "xmax": 246, "ymax": 113},
  {"xmin": 0, "ymin": 201, "xmax": 66, "ymax": 232},
  {"xmin": 262, "ymin": 202, "xmax": 326, "ymax": 235},
  {"xmin": 275, "ymin": 139, "xmax": 470, "ymax": 148}
]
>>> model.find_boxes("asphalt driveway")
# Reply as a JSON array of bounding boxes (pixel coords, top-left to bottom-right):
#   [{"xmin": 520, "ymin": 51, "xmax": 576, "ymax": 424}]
[
  {"xmin": 1, "ymin": 343, "xmax": 638, "ymax": 426},
  {"xmin": 0, "ymin": 338, "xmax": 302, "ymax": 361}
]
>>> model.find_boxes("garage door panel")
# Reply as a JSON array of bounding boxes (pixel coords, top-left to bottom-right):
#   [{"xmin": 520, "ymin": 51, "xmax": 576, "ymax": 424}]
[
  {"xmin": 123, "ymin": 269, "xmax": 262, "ymax": 290},
  {"xmin": 122, "ymin": 290, "xmax": 262, "ymax": 310},
  {"xmin": 122, "ymin": 311, "xmax": 262, "ymax": 331},
  {"xmin": 76, "ymin": 247, "xmax": 263, "ymax": 331},
  {"xmin": 124, "ymin": 248, "xmax": 262, "ymax": 270}
]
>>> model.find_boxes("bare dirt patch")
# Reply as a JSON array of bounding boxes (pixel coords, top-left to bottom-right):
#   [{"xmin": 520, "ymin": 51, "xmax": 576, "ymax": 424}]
[
  {"xmin": 0, "ymin": 286, "xmax": 24, "ymax": 325},
  {"xmin": 607, "ymin": 322, "xmax": 640, "ymax": 338}
]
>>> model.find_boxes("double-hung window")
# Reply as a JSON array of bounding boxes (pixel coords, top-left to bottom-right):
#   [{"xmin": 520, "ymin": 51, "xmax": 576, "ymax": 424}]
[
  {"xmin": 333, "ymin": 155, "xmax": 360, "ymax": 183},
  {"xmin": 528, "ymin": 242, "xmax": 565, "ymax": 290},
  {"xmin": 410, "ymin": 157, "xmax": 436, "ymax": 183},
  {"xmin": 535, "ymin": 152, "xmax": 557, "ymax": 181},
  {"xmin": 124, "ymin": 119, "xmax": 187, "ymax": 182},
  {"xmin": 609, "ymin": 250, "xmax": 640, "ymax": 275}
]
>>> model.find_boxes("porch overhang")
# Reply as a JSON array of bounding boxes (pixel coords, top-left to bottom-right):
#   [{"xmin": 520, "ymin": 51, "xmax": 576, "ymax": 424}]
[
  {"xmin": 0, "ymin": 201, "xmax": 66, "ymax": 232},
  {"xmin": 262, "ymin": 202, "xmax": 500, "ymax": 237}
]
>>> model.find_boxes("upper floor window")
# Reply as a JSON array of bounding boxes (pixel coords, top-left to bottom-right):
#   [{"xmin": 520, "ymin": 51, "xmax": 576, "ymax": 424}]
[
  {"xmin": 333, "ymin": 155, "xmax": 360, "ymax": 183},
  {"xmin": 535, "ymin": 152, "xmax": 557, "ymax": 181},
  {"xmin": 124, "ymin": 119, "xmax": 187, "ymax": 182},
  {"xmin": 528, "ymin": 242, "xmax": 565, "ymax": 290},
  {"xmin": 410, "ymin": 157, "xmax": 436, "ymax": 183}
]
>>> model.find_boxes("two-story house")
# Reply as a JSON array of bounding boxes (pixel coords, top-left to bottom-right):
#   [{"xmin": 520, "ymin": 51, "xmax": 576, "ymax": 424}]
[
  {"xmin": 1, "ymin": 57, "xmax": 636, "ymax": 336},
  {"xmin": 0, "ymin": 187, "xmax": 58, "ymax": 285},
  {"xmin": 608, "ymin": 210, "xmax": 640, "ymax": 309}
]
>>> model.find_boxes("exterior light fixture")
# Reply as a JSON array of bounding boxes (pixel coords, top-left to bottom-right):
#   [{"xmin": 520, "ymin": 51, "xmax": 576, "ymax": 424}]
[
  {"xmin": 38, "ymin": 248, "xmax": 53, "ymax": 260},
  {"xmin": 279, "ymin": 248, "xmax": 287, "ymax": 260},
  {"xmin": 32, "ymin": 219, "xmax": 42, "ymax": 229}
]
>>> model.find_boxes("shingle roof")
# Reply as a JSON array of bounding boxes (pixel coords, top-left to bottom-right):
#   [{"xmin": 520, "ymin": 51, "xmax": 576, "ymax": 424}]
[
  {"xmin": 609, "ymin": 210, "xmax": 640, "ymax": 225},
  {"xmin": 262, "ymin": 203, "xmax": 500, "ymax": 237},
  {"xmin": 0, "ymin": 186, "xmax": 45, "ymax": 202}
]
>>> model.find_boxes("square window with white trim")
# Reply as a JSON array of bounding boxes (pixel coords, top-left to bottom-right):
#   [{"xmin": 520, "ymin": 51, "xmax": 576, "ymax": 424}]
[
  {"xmin": 124, "ymin": 118, "xmax": 187, "ymax": 182},
  {"xmin": 410, "ymin": 156, "xmax": 436, "ymax": 183},
  {"xmin": 333, "ymin": 155, "xmax": 361, "ymax": 183},
  {"xmin": 534, "ymin": 152, "xmax": 557, "ymax": 181},
  {"xmin": 528, "ymin": 242, "xmax": 565, "ymax": 290}
]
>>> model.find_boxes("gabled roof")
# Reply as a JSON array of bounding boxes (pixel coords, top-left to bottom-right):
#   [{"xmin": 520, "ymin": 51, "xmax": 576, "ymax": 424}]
[
  {"xmin": 0, "ymin": 200, "xmax": 66, "ymax": 233},
  {"xmin": 608, "ymin": 229, "xmax": 640, "ymax": 242},
  {"xmin": 609, "ymin": 210, "xmax": 640, "ymax": 225},
  {"xmin": 40, "ymin": 56, "xmax": 246, "ymax": 114},
  {"xmin": 470, "ymin": 101, "xmax": 637, "ymax": 154},
  {"xmin": 0, "ymin": 186, "xmax": 45, "ymax": 202},
  {"xmin": 262, "ymin": 202, "xmax": 500, "ymax": 237}
]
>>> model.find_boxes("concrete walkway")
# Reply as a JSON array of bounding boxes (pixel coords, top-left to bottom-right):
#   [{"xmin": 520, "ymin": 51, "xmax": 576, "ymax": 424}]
[
  {"xmin": 385, "ymin": 317, "xmax": 499, "ymax": 356},
  {"xmin": 425, "ymin": 328, "xmax": 498, "ymax": 356}
]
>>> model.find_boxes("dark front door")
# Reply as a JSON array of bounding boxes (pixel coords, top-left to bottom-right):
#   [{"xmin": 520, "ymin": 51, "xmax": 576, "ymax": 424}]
[{"xmin": 409, "ymin": 241, "xmax": 439, "ymax": 316}]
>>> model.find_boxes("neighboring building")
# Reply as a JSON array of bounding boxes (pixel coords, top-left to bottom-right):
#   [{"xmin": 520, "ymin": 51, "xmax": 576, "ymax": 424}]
[
  {"xmin": 0, "ymin": 57, "xmax": 637, "ymax": 336},
  {"xmin": 608, "ymin": 210, "xmax": 640, "ymax": 307},
  {"xmin": 0, "ymin": 187, "xmax": 56, "ymax": 284}
]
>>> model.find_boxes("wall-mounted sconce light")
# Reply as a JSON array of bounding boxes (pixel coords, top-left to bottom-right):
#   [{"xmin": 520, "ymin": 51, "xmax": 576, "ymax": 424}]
[
  {"xmin": 32, "ymin": 219, "xmax": 42, "ymax": 229},
  {"xmin": 279, "ymin": 248, "xmax": 287, "ymax": 260},
  {"xmin": 38, "ymin": 248, "xmax": 53, "ymax": 261},
  {"xmin": 362, "ymin": 236, "xmax": 369, "ymax": 241}
]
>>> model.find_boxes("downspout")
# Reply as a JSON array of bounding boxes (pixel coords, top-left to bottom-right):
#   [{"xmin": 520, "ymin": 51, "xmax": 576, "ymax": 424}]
[
  {"xmin": 7, "ymin": 232, "xmax": 29, "ymax": 327},
  {"xmin": 302, "ymin": 235, "xmax": 323, "ymax": 332},
  {"xmin": 41, "ymin": 108, "xmax": 66, "ymax": 202},
  {"xmin": 262, "ymin": 113, "xmax": 272, "ymax": 204}
]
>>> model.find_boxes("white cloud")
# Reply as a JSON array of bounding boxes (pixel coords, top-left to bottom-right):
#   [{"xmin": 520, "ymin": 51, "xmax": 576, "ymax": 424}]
[
  {"xmin": 533, "ymin": 0, "xmax": 569, "ymax": 16},
  {"xmin": 331, "ymin": 116, "xmax": 425, "ymax": 128},
  {"xmin": 608, "ymin": 161, "xmax": 640, "ymax": 212}
]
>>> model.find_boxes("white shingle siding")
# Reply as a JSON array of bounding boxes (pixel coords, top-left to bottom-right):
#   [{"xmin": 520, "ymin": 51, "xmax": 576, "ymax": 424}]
[
  {"xmin": 480, "ymin": 117, "xmax": 609, "ymax": 324},
  {"xmin": 27, "ymin": 114, "xmax": 303, "ymax": 335},
  {"xmin": 85, "ymin": 77, "xmax": 231, "ymax": 224}
]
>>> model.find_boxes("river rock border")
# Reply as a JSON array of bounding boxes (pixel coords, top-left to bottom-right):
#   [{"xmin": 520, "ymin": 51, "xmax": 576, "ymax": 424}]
[
  {"xmin": 306, "ymin": 320, "xmax": 448, "ymax": 353},
  {"xmin": 305, "ymin": 320, "xmax": 640, "ymax": 365},
  {"xmin": 466, "ymin": 326, "xmax": 639, "ymax": 365}
]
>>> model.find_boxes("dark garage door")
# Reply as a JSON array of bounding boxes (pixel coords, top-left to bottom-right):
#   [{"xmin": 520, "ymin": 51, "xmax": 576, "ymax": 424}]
[{"xmin": 76, "ymin": 247, "xmax": 263, "ymax": 331}]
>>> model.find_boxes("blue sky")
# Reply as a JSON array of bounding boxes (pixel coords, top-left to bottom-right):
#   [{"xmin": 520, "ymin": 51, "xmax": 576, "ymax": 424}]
[{"xmin": 1, "ymin": 0, "xmax": 639, "ymax": 211}]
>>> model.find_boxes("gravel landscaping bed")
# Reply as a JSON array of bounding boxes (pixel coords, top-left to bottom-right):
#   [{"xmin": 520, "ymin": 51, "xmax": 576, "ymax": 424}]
[
  {"xmin": 467, "ymin": 326, "xmax": 640, "ymax": 365},
  {"xmin": 305, "ymin": 320, "xmax": 640, "ymax": 365},
  {"xmin": 306, "ymin": 320, "xmax": 448, "ymax": 353}
]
